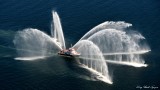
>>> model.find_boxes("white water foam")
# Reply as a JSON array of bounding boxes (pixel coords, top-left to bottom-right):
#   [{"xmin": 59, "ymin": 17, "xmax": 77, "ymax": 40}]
[
  {"xmin": 106, "ymin": 60, "xmax": 148, "ymax": 67},
  {"xmin": 74, "ymin": 40, "xmax": 112, "ymax": 84},
  {"xmin": 15, "ymin": 56, "xmax": 47, "ymax": 60},
  {"xmin": 78, "ymin": 57, "xmax": 147, "ymax": 67},
  {"xmin": 74, "ymin": 21, "xmax": 150, "ymax": 66},
  {"xmin": 79, "ymin": 64, "xmax": 113, "ymax": 84},
  {"xmin": 102, "ymin": 50, "xmax": 150, "ymax": 55}
]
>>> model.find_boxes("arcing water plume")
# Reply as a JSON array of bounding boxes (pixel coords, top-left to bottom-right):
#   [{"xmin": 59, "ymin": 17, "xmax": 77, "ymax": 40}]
[
  {"xmin": 73, "ymin": 40, "xmax": 112, "ymax": 84},
  {"xmin": 13, "ymin": 28, "xmax": 61, "ymax": 58},
  {"xmin": 13, "ymin": 10, "xmax": 150, "ymax": 84},
  {"xmin": 88, "ymin": 29, "xmax": 150, "ymax": 64},
  {"xmin": 74, "ymin": 21, "xmax": 132, "ymax": 42},
  {"xmin": 75, "ymin": 21, "xmax": 150, "ymax": 67},
  {"xmin": 14, "ymin": 11, "xmax": 66, "ymax": 60},
  {"xmin": 51, "ymin": 11, "xmax": 66, "ymax": 49}
]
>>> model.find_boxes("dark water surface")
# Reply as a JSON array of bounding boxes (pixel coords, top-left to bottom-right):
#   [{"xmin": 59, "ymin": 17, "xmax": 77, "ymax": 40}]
[{"xmin": 0, "ymin": 0, "xmax": 160, "ymax": 90}]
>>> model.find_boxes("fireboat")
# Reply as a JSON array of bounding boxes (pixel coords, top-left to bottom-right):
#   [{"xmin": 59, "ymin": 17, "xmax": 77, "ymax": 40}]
[{"xmin": 58, "ymin": 48, "xmax": 80, "ymax": 57}]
